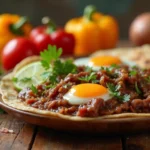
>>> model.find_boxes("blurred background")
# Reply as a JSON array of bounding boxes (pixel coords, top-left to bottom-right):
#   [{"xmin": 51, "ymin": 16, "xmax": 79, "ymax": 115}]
[{"xmin": 0, "ymin": 0, "xmax": 150, "ymax": 39}]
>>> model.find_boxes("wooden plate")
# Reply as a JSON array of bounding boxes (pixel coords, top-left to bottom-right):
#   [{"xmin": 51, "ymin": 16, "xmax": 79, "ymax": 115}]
[{"xmin": 1, "ymin": 98, "xmax": 150, "ymax": 134}]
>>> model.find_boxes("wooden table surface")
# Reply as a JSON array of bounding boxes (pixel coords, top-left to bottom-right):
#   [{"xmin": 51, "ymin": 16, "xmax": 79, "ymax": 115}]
[
  {"xmin": 1, "ymin": 41, "xmax": 150, "ymax": 150},
  {"xmin": 1, "ymin": 114, "xmax": 150, "ymax": 150}
]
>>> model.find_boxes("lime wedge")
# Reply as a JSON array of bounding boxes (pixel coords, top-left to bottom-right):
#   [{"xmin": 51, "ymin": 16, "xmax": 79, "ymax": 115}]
[{"xmin": 14, "ymin": 61, "xmax": 47, "ymax": 90}]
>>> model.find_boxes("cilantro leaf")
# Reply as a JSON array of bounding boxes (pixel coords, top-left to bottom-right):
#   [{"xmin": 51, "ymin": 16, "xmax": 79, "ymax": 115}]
[
  {"xmin": 78, "ymin": 72, "xmax": 98, "ymax": 83},
  {"xmin": 100, "ymin": 66, "xmax": 118, "ymax": 78},
  {"xmin": 30, "ymin": 85, "xmax": 38, "ymax": 94},
  {"xmin": 41, "ymin": 60, "xmax": 50, "ymax": 70},
  {"xmin": 100, "ymin": 65, "xmax": 119, "ymax": 74},
  {"xmin": 49, "ymin": 74, "xmax": 58, "ymax": 84},
  {"xmin": 106, "ymin": 83, "xmax": 130, "ymax": 102},
  {"xmin": 110, "ymin": 64, "xmax": 120, "ymax": 69},
  {"xmin": 40, "ymin": 45, "xmax": 62, "ymax": 70},
  {"xmin": 85, "ymin": 66, "xmax": 93, "ymax": 72},
  {"xmin": 12, "ymin": 77, "xmax": 18, "ymax": 82},
  {"xmin": 132, "ymin": 65, "xmax": 138, "ymax": 69},
  {"xmin": 62, "ymin": 59, "xmax": 77, "ymax": 75},
  {"xmin": 53, "ymin": 59, "xmax": 77, "ymax": 75},
  {"xmin": 40, "ymin": 45, "xmax": 77, "ymax": 86},
  {"xmin": 135, "ymin": 82, "xmax": 142, "ymax": 94},
  {"xmin": 129, "ymin": 70, "xmax": 137, "ymax": 76}
]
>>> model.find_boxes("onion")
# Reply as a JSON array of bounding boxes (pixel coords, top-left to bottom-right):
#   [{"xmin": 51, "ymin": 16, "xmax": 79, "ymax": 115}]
[{"xmin": 129, "ymin": 12, "xmax": 150, "ymax": 46}]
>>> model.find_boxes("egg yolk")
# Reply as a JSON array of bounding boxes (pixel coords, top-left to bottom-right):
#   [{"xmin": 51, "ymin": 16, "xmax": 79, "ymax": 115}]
[
  {"xmin": 89, "ymin": 56, "xmax": 122, "ymax": 67},
  {"xmin": 69, "ymin": 83, "xmax": 108, "ymax": 98}
]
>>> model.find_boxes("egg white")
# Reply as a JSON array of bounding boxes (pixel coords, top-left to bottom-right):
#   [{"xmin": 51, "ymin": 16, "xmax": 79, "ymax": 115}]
[{"xmin": 63, "ymin": 90, "xmax": 111, "ymax": 105}]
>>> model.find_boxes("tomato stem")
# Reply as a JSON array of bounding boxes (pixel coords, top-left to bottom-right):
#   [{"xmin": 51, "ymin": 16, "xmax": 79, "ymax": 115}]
[
  {"xmin": 83, "ymin": 5, "xmax": 97, "ymax": 21},
  {"xmin": 10, "ymin": 16, "xmax": 28, "ymax": 35},
  {"xmin": 42, "ymin": 17, "xmax": 56, "ymax": 34}
]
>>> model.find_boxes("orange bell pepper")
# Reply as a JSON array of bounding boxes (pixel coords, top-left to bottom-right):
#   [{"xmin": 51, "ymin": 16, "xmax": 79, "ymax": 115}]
[
  {"xmin": 0, "ymin": 14, "xmax": 32, "ymax": 54},
  {"xmin": 65, "ymin": 5, "xmax": 119, "ymax": 56}
]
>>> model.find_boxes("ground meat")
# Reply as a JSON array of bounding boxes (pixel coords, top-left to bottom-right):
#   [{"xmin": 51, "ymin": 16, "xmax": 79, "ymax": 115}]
[
  {"xmin": 77, "ymin": 98, "xmax": 105, "ymax": 117},
  {"xmin": 18, "ymin": 65, "xmax": 150, "ymax": 117}
]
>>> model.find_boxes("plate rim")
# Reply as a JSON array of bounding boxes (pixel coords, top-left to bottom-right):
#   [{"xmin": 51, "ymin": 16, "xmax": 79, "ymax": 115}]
[{"xmin": 1, "ymin": 98, "xmax": 150, "ymax": 123}]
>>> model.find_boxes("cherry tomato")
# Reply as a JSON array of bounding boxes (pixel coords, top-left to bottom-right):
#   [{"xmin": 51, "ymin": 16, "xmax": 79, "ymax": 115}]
[
  {"xmin": 51, "ymin": 29, "xmax": 75, "ymax": 55},
  {"xmin": 31, "ymin": 34, "xmax": 53, "ymax": 54},
  {"xmin": 30, "ymin": 20, "xmax": 75, "ymax": 55},
  {"xmin": 30, "ymin": 26, "xmax": 47, "ymax": 40},
  {"xmin": 2, "ymin": 37, "xmax": 38, "ymax": 70}
]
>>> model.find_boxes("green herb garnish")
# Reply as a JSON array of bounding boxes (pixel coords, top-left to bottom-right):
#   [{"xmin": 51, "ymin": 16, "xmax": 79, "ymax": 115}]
[
  {"xmin": 129, "ymin": 70, "xmax": 137, "ymax": 76},
  {"xmin": 78, "ymin": 72, "xmax": 98, "ymax": 83},
  {"xmin": 30, "ymin": 84, "xmax": 38, "ymax": 94},
  {"xmin": 40, "ymin": 45, "xmax": 62, "ymax": 70},
  {"xmin": 53, "ymin": 59, "xmax": 77, "ymax": 75},
  {"xmin": 135, "ymin": 82, "xmax": 142, "ymax": 94},
  {"xmin": 40, "ymin": 45, "xmax": 77, "ymax": 86},
  {"xmin": 110, "ymin": 64, "xmax": 120, "ymax": 69},
  {"xmin": 100, "ymin": 64, "xmax": 119, "ymax": 74},
  {"xmin": 12, "ymin": 77, "xmax": 18, "ymax": 82},
  {"xmin": 106, "ymin": 83, "xmax": 130, "ymax": 102},
  {"xmin": 85, "ymin": 66, "xmax": 93, "ymax": 72}
]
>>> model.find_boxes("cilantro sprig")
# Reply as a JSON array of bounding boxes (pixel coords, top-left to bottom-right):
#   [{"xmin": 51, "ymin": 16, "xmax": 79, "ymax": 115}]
[
  {"xmin": 100, "ymin": 64, "xmax": 120, "ymax": 73},
  {"xmin": 100, "ymin": 64, "xmax": 120, "ymax": 78},
  {"xmin": 53, "ymin": 59, "xmax": 77, "ymax": 75},
  {"xmin": 135, "ymin": 82, "xmax": 142, "ymax": 95},
  {"xmin": 129, "ymin": 70, "xmax": 137, "ymax": 76},
  {"xmin": 106, "ymin": 83, "xmax": 130, "ymax": 102},
  {"xmin": 40, "ymin": 45, "xmax": 77, "ymax": 86},
  {"xmin": 40, "ymin": 45, "xmax": 62, "ymax": 70},
  {"xmin": 30, "ymin": 84, "xmax": 38, "ymax": 94},
  {"xmin": 78, "ymin": 72, "xmax": 98, "ymax": 83}
]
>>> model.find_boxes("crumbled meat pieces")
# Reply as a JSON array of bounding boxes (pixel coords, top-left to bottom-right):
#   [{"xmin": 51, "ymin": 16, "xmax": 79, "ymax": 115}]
[{"xmin": 18, "ymin": 65, "xmax": 150, "ymax": 117}]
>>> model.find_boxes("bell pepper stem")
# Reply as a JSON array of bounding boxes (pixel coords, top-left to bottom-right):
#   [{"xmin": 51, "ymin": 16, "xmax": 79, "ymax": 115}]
[
  {"xmin": 83, "ymin": 5, "xmax": 97, "ymax": 21},
  {"xmin": 10, "ymin": 16, "xmax": 28, "ymax": 35},
  {"xmin": 42, "ymin": 17, "xmax": 56, "ymax": 33}
]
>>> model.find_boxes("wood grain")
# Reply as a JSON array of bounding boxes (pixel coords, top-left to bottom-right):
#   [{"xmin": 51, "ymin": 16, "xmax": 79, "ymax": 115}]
[
  {"xmin": 0, "ymin": 114, "xmax": 36, "ymax": 150},
  {"xmin": 32, "ymin": 127, "xmax": 122, "ymax": 150},
  {"xmin": 125, "ymin": 133, "xmax": 150, "ymax": 150}
]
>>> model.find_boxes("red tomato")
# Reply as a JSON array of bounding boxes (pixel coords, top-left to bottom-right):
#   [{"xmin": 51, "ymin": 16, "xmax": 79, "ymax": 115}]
[
  {"xmin": 30, "ymin": 26, "xmax": 47, "ymax": 40},
  {"xmin": 2, "ymin": 37, "xmax": 38, "ymax": 70},
  {"xmin": 51, "ymin": 29, "xmax": 75, "ymax": 55},
  {"xmin": 31, "ymin": 34, "xmax": 53, "ymax": 54},
  {"xmin": 30, "ymin": 25, "xmax": 75, "ymax": 55}
]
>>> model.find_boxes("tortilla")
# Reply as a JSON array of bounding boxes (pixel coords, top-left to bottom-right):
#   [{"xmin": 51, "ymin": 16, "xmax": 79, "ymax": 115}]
[
  {"xmin": 91, "ymin": 44, "xmax": 150, "ymax": 69},
  {"xmin": 1, "ymin": 53, "xmax": 150, "ymax": 121}
]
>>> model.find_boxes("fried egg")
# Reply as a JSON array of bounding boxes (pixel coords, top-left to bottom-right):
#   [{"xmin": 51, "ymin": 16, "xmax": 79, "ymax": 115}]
[
  {"xmin": 63, "ymin": 83, "xmax": 111, "ymax": 105},
  {"xmin": 74, "ymin": 55, "xmax": 136, "ymax": 70}
]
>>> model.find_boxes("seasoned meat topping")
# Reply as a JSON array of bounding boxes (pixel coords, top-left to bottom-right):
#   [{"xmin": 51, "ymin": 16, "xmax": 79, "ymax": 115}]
[{"xmin": 18, "ymin": 65, "xmax": 150, "ymax": 117}]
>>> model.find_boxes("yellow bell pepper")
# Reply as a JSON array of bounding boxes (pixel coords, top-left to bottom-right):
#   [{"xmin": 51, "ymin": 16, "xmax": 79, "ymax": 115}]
[
  {"xmin": 0, "ymin": 14, "xmax": 32, "ymax": 54},
  {"xmin": 65, "ymin": 5, "xmax": 119, "ymax": 56}
]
